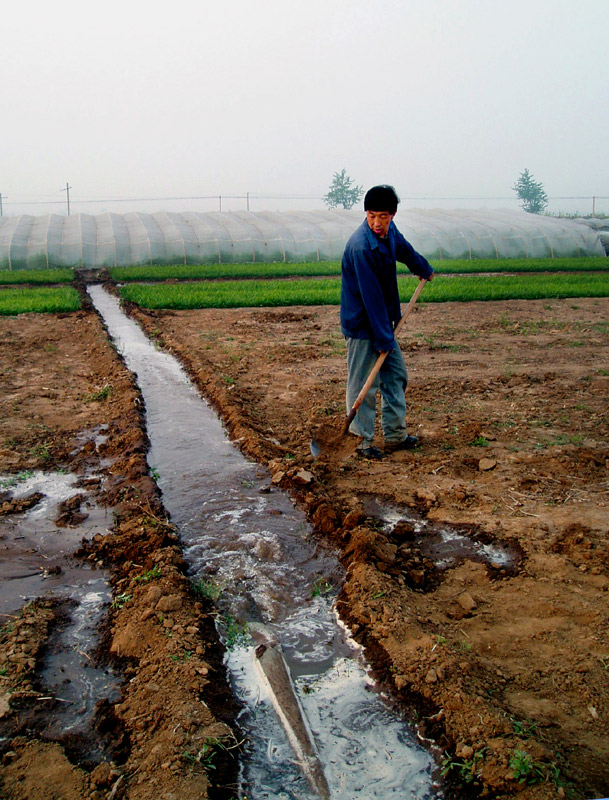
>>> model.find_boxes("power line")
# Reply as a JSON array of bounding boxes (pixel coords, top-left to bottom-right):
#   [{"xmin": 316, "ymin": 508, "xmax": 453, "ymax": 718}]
[
  {"xmin": 0, "ymin": 194, "xmax": 326, "ymax": 209},
  {"xmin": 1, "ymin": 193, "xmax": 607, "ymax": 209}
]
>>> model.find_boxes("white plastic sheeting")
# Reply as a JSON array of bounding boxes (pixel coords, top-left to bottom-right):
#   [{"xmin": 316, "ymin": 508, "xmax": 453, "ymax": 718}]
[{"xmin": 0, "ymin": 209, "xmax": 604, "ymax": 269}]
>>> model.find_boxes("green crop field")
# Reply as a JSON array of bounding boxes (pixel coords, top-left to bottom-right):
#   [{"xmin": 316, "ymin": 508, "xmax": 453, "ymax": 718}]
[
  {"xmin": 110, "ymin": 262, "xmax": 342, "ymax": 282},
  {"xmin": 119, "ymin": 278, "xmax": 341, "ymax": 308},
  {"xmin": 428, "ymin": 257, "xmax": 608, "ymax": 274},
  {"xmin": 1, "ymin": 259, "xmax": 607, "ymax": 314},
  {"xmin": 410, "ymin": 272, "xmax": 609, "ymax": 302},
  {"xmin": 109, "ymin": 256, "xmax": 608, "ymax": 283},
  {"xmin": 0, "ymin": 268, "xmax": 75, "ymax": 285},
  {"xmin": 0, "ymin": 286, "xmax": 82, "ymax": 315},
  {"xmin": 118, "ymin": 271, "xmax": 609, "ymax": 310}
]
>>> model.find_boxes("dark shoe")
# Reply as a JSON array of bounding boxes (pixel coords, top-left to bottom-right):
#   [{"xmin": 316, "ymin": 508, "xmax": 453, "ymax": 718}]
[
  {"xmin": 386, "ymin": 435, "xmax": 419, "ymax": 452},
  {"xmin": 357, "ymin": 445, "xmax": 385, "ymax": 460}
]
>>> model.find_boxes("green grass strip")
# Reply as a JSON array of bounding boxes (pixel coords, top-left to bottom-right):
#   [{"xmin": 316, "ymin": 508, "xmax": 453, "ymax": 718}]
[
  {"xmin": 110, "ymin": 262, "xmax": 342, "ymax": 282},
  {"xmin": 119, "ymin": 272, "xmax": 609, "ymax": 310},
  {"xmin": 0, "ymin": 287, "xmax": 81, "ymax": 315},
  {"xmin": 0, "ymin": 268, "xmax": 75, "ymax": 285},
  {"xmin": 408, "ymin": 272, "xmax": 609, "ymax": 302},
  {"xmin": 431, "ymin": 257, "xmax": 607, "ymax": 274},
  {"xmin": 110, "ymin": 256, "xmax": 607, "ymax": 283},
  {"xmin": 119, "ymin": 279, "xmax": 341, "ymax": 308}
]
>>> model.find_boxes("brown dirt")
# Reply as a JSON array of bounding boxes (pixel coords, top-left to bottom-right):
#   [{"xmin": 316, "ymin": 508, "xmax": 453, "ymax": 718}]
[
  {"xmin": 0, "ymin": 306, "xmax": 240, "ymax": 799},
  {"xmin": 1, "ymin": 289, "xmax": 608, "ymax": 799}
]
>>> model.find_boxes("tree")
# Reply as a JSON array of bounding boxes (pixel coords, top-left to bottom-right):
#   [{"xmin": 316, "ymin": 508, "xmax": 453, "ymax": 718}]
[
  {"xmin": 323, "ymin": 169, "xmax": 364, "ymax": 210},
  {"xmin": 512, "ymin": 169, "xmax": 548, "ymax": 214}
]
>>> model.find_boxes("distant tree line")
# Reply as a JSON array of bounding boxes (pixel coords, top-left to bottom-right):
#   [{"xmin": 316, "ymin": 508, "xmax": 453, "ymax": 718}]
[{"xmin": 324, "ymin": 168, "xmax": 552, "ymax": 215}]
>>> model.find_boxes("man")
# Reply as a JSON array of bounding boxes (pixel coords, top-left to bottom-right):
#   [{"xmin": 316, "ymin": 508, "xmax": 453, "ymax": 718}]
[{"xmin": 340, "ymin": 185, "xmax": 434, "ymax": 459}]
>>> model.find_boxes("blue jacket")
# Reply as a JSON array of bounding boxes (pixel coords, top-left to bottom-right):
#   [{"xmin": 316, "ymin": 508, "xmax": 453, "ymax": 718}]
[{"xmin": 340, "ymin": 219, "xmax": 434, "ymax": 351}]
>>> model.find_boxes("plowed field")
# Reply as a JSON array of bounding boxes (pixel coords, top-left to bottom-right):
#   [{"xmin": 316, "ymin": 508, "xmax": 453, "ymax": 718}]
[{"xmin": 1, "ymin": 288, "xmax": 608, "ymax": 799}]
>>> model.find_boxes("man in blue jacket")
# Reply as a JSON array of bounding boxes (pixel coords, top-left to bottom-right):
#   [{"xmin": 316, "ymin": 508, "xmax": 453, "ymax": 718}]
[{"xmin": 340, "ymin": 185, "xmax": 434, "ymax": 459}]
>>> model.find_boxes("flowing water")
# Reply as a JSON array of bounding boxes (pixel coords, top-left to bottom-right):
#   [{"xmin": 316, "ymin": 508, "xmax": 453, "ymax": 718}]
[{"xmin": 88, "ymin": 285, "xmax": 442, "ymax": 799}]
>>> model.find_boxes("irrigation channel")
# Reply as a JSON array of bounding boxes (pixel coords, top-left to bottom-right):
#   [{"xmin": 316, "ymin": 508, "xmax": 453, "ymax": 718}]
[{"xmin": 88, "ymin": 285, "xmax": 442, "ymax": 799}]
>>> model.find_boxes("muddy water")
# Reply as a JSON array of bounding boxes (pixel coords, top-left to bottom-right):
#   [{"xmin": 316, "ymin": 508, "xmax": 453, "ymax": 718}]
[
  {"xmin": 0, "ymin": 469, "xmax": 120, "ymax": 751},
  {"xmin": 362, "ymin": 496, "xmax": 520, "ymax": 573},
  {"xmin": 88, "ymin": 285, "xmax": 442, "ymax": 799}
]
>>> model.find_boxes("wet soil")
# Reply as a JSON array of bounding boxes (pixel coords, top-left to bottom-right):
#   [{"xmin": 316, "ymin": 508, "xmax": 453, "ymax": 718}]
[
  {"xmin": 0, "ymin": 308, "xmax": 240, "ymax": 799},
  {"xmin": 0, "ymin": 289, "xmax": 608, "ymax": 799}
]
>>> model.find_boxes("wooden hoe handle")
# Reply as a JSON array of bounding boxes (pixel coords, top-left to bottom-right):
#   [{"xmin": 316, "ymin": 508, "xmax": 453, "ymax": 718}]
[{"xmin": 344, "ymin": 278, "xmax": 428, "ymax": 429}]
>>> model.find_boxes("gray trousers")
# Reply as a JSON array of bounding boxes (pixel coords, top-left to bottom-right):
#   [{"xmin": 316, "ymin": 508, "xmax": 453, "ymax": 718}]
[{"xmin": 345, "ymin": 337, "xmax": 409, "ymax": 445}]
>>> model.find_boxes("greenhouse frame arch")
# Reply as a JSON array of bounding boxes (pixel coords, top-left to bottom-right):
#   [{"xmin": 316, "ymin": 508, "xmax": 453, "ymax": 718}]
[{"xmin": 0, "ymin": 208, "xmax": 605, "ymax": 269}]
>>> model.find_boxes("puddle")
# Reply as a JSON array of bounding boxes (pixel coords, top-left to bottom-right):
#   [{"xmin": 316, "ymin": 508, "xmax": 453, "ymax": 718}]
[
  {"xmin": 362, "ymin": 496, "xmax": 520, "ymax": 573},
  {"xmin": 0, "ymin": 470, "xmax": 121, "ymax": 754},
  {"xmin": 0, "ymin": 471, "xmax": 113, "ymax": 615},
  {"xmin": 88, "ymin": 285, "xmax": 443, "ymax": 799}
]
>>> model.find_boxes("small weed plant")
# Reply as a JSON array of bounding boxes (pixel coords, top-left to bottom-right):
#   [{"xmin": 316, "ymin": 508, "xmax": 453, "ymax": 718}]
[
  {"xmin": 112, "ymin": 593, "xmax": 132, "ymax": 610},
  {"xmin": 183, "ymin": 737, "xmax": 226, "ymax": 771},
  {"xmin": 85, "ymin": 383, "xmax": 113, "ymax": 402},
  {"xmin": 510, "ymin": 717, "xmax": 538, "ymax": 738},
  {"xmin": 193, "ymin": 578, "xmax": 224, "ymax": 602},
  {"xmin": 170, "ymin": 650, "xmax": 193, "ymax": 663},
  {"xmin": 221, "ymin": 614, "xmax": 249, "ymax": 649},
  {"xmin": 509, "ymin": 749, "xmax": 560, "ymax": 786},
  {"xmin": 441, "ymin": 749, "xmax": 486, "ymax": 784},
  {"xmin": 312, "ymin": 577, "xmax": 334, "ymax": 597},
  {"xmin": 0, "ymin": 470, "xmax": 34, "ymax": 490},
  {"xmin": 133, "ymin": 565, "xmax": 161, "ymax": 584},
  {"xmin": 29, "ymin": 442, "xmax": 52, "ymax": 463}
]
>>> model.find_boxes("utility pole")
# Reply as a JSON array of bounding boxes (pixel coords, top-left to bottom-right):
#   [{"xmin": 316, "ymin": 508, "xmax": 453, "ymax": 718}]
[
  {"xmin": 0, "ymin": 193, "xmax": 3, "ymax": 217},
  {"xmin": 62, "ymin": 182, "xmax": 72, "ymax": 215},
  {"xmin": 246, "ymin": 192, "xmax": 250, "ymax": 211}
]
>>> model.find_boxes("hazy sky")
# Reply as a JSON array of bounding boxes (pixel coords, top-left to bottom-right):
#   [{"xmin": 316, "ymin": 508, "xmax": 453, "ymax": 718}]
[{"xmin": 3, "ymin": 0, "xmax": 608, "ymax": 216}]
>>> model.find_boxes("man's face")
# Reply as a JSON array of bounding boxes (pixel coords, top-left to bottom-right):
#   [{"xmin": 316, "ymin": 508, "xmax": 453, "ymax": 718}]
[{"xmin": 366, "ymin": 210, "xmax": 395, "ymax": 238}]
